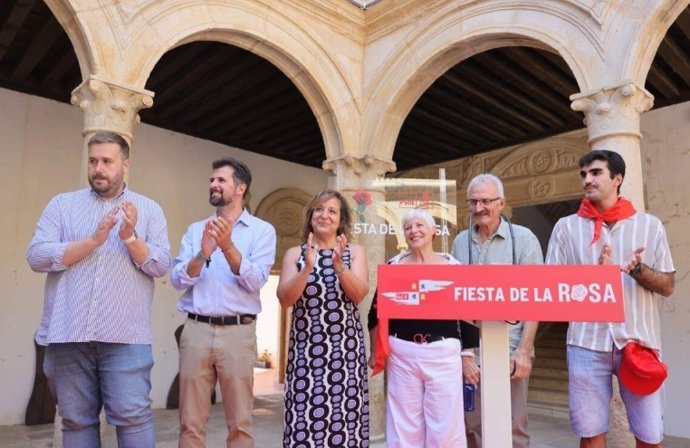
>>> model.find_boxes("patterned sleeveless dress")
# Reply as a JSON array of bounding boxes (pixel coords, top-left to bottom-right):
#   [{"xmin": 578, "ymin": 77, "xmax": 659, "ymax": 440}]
[{"xmin": 283, "ymin": 245, "xmax": 370, "ymax": 447}]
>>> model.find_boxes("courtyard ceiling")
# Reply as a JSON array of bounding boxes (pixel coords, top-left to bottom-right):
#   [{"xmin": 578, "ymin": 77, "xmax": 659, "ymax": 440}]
[{"xmin": 1, "ymin": 2, "xmax": 690, "ymax": 171}]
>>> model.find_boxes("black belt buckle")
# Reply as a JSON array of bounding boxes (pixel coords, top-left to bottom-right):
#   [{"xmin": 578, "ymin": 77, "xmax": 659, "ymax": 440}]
[
  {"xmin": 188, "ymin": 313, "xmax": 254, "ymax": 326},
  {"xmin": 219, "ymin": 316, "xmax": 239, "ymax": 325}
]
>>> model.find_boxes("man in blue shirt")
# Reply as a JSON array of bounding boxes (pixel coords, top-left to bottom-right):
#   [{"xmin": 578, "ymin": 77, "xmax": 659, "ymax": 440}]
[{"xmin": 171, "ymin": 157, "xmax": 277, "ymax": 448}]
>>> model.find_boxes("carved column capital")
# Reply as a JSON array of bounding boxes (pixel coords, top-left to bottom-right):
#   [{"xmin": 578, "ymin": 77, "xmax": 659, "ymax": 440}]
[
  {"xmin": 570, "ymin": 82, "xmax": 653, "ymax": 145},
  {"xmin": 71, "ymin": 75, "xmax": 154, "ymax": 141},
  {"xmin": 322, "ymin": 154, "xmax": 396, "ymax": 188}
]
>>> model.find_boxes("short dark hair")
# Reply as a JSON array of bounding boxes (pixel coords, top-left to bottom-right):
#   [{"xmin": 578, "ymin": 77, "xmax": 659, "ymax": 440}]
[
  {"xmin": 300, "ymin": 190, "xmax": 353, "ymax": 242},
  {"xmin": 212, "ymin": 157, "xmax": 252, "ymax": 198},
  {"xmin": 88, "ymin": 131, "xmax": 130, "ymax": 159},
  {"xmin": 579, "ymin": 149, "xmax": 626, "ymax": 194}
]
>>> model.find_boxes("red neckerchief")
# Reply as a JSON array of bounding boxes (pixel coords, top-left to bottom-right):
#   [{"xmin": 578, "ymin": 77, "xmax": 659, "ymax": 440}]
[{"xmin": 576, "ymin": 197, "xmax": 636, "ymax": 244}]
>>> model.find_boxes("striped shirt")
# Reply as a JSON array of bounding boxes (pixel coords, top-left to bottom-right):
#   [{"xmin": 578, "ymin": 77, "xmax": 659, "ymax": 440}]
[
  {"xmin": 545, "ymin": 211, "xmax": 674, "ymax": 351},
  {"xmin": 171, "ymin": 209, "xmax": 276, "ymax": 316},
  {"xmin": 26, "ymin": 187, "xmax": 172, "ymax": 345}
]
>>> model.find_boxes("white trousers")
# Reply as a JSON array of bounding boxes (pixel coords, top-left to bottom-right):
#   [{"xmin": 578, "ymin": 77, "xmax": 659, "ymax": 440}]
[{"xmin": 386, "ymin": 335, "xmax": 467, "ymax": 448}]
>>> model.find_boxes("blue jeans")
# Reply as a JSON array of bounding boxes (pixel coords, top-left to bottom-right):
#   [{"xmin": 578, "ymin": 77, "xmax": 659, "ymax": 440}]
[{"xmin": 44, "ymin": 342, "xmax": 155, "ymax": 448}]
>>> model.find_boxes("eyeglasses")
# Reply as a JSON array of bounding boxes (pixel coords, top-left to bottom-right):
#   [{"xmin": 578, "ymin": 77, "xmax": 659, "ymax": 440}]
[{"xmin": 466, "ymin": 198, "xmax": 501, "ymax": 207}]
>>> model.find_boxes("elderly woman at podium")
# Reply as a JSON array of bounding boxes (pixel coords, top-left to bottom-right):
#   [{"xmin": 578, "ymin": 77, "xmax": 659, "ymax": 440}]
[{"xmin": 368, "ymin": 208, "xmax": 478, "ymax": 448}]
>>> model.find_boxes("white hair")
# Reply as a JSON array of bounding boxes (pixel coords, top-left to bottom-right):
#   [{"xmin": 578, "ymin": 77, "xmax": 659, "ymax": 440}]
[
  {"xmin": 467, "ymin": 173, "xmax": 505, "ymax": 198},
  {"xmin": 402, "ymin": 208, "xmax": 436, "ymax": 229}
]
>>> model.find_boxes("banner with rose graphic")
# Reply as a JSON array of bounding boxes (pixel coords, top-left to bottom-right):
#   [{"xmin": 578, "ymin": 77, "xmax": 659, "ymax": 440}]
[{"xmin": 349, "ymin": 178, "xmax": 457, "ymax": 256}]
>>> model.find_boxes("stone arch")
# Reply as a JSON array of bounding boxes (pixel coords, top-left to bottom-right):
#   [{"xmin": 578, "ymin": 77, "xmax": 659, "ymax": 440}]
[
  {"xmin": 43, "ymin": 0, "xmax": 95, "ymax": 81},
  {"xmin": 115, "ymin": 2, "xmax": 358, "ymax": 164},
  {"xmin": 624, "ymin": 0, "xmax": 690, "ymax": 85},
  {"xmin": 45, "ymin": 0, "xmax": 362, "ymax": 164},
  {"xmin": 255, "ymin": 188, "xmax": 312, "ymax": 273},
  {"xmin": 363, "ymin": 1, "xmax": 603, "ymax": 169}
]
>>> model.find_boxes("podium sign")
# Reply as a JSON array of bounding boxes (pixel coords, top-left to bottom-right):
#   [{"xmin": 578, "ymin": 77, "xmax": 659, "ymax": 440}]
[
  {"xmin": 376, "ymin": 264, "xmax": 624, "ymax": 322},
  {"xmin": 374, "ymin": 263, "xmax": 624, "ymax": 448}
]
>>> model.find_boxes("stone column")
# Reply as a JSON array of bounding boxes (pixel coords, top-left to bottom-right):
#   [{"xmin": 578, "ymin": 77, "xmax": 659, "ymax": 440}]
[
  {"xmin": 571, "ymin": 82, "xmax": 653, "ymax": 208},
  {"xmin": 51, "ymin": 76, "xmax": 153, "ymax": 448},
  {"xmin": 571, "ymin": 82, "xmax": 654, "ymax": 448},
  {"xmin": 70, "ymin": 74, "xmax": 154, "ymax": 184},
  {"xmin": 323, "ymin": 154, "xmax": 396, "ymax": 445}
]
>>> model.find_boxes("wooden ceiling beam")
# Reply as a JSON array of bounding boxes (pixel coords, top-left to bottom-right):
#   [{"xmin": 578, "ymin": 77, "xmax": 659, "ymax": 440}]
[
  {"xmin": 442, "ymin": 70, "xmax": 551, "ymax": 131},
  {"xmin": 429, "ymin": 82, "xmax": 533, "ymax": 137},
  {"xmin": 398, "ymin": 120, "xmax": 477, "ymax": 156},
  {"xmin": 510, "ymin": 48, "xmax": 579, "ymax": 95},
  {"xmin": 458, "ymin": 61, "xmax": 567, "ymax": 127},
  {"xmin": 152, "ymin": 51, "xmax": 263, "ymax": 119},
  {"xmin": 393, "ymin": 142, "xmax": 439, "ymax": 167},
  {"xmin": 672, "ymin": 7, "xmax": 690, "ymax": 40},
  {"xmin": 406, "ymin": 105, "xmax": 494, "ymax": 147},
  {"xmin": 190, "ymin": 80, "xmax": 294, "ymax": 132},
  {"xmin": 11, "ymin": 16, "xmax": 62, "ymax": 80},
  {"xmin": 146, "ymin": 50, "xmax": 237, "ymax": 110},
  {"xmin": 233, "ymin": 112, "xmax": 318, "ymax": 143},
  {"xmin": 656, "ymin": 33, "xmax": 690, "ymax": 86},
  {"xmin": 146, "ymin": 43, "xmax": 231, "ymax": 91},
  {"xmin": 208, "ymin": 82, "xmax": 304, "ymax": 134},
  {"xmin": 473, "ymin": 52, "xmax": 569, "ymax": 116},
  {"xmin": 0, "ymin": 0, "xmax": 36, "ymax": 61},
  {"xmin": 414, "ymin": 94, "xmax": 510, "ymax": 142},
  {"xmin": 39, "ymin": 44, "xmax": 77, "ymax": 87},
  {"xmin": 646, "ymin": 62, "xmax": 681, "ymax": 99}
]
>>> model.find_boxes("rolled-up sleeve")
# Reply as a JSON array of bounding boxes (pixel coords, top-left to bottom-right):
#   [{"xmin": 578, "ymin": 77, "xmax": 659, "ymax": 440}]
[
  {"xmin": 170, "ymin": 225, "xmax": 199, "ymax": 290},
  {"xmin": 26, "ymin": 197, "xmax": 69, "ymax": 273},
  {"xmin": 236, "ymin": 223, "xmax": 276, "ymax": 293},
  {"xmin": 137, "ymin": 203, "xmax": 172, "ymax": 278}
]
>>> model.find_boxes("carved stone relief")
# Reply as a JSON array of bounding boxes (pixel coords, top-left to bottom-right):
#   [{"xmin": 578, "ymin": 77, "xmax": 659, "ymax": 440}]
[
  {"xmin": 392, "ymin": 130, "xmax": 590, "ymax": 226},
  {"xmin": 254, "ymin": 188, "xmax": 313, "ymax": 273}
]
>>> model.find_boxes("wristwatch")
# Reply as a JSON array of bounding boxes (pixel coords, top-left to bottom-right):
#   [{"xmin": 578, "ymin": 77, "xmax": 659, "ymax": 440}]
[
  {"xmin": 630, "ymin": 262, "xmax": 643, "ymax": 277},
  {"xmin": 196, "ymin": 251, "xmax": 211, "ymax": 267}
]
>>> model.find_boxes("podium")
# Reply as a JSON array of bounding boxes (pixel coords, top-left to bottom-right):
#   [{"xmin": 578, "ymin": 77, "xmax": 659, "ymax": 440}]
[{"xmin": 376, "ymin": 264, "xmax": 624, "ymax": 448}]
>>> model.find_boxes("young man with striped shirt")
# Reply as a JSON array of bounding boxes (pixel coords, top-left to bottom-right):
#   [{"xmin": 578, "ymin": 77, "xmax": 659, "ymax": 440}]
[
  {"xmin": 546, "ymin": 150, "xmax": 675, "ymax": 448},
  {"xmin": 26, "ymin": 131, "xmax": 172, "ymax": 448}
]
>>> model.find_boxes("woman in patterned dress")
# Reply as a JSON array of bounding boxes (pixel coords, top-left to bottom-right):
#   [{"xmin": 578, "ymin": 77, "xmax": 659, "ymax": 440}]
[{"xmin": 277, "ymin": 190, "xmax": 370, "ymax": 448}]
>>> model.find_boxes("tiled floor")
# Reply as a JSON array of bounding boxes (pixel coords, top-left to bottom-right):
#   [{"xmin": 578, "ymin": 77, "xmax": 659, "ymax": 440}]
[{"xmin": 2, "ymin": 368, "xmax": 689, "ymax": 447}]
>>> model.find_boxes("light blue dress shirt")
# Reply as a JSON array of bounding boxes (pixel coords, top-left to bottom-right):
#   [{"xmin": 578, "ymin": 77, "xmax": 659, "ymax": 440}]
[{"xmin": 171, "ymin": 209, "xmax": 277, "ymax": 316}]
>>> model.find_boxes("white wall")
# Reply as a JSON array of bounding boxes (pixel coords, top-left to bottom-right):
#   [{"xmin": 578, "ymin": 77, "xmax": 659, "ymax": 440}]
[
  {"xmin": 0, "ymin": 87, "xmax": 328, "ymax": 425},
  {"xmin": 257, "ymin": 275, "xmax": 281, "ymax": 370},
  {"xmin": 640, "ymin": 101, "xmax": 690, "ymax": 439}
]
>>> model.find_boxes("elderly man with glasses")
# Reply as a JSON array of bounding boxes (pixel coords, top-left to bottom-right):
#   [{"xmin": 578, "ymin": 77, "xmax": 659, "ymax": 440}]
[{"xmin": 451, "ymin": 173, "xmax": 544, "ymax": 448}]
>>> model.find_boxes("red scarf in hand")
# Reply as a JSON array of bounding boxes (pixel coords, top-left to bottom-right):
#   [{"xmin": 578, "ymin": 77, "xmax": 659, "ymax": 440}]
[{"xmin": 576, "ymin": 197, "xmax": 636, "ymax": 244}]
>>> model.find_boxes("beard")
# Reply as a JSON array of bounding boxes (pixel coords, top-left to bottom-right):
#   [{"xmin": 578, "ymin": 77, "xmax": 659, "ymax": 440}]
[
  {"xmin": 209, "ymin": 190, "xmax": 227, "ymax": 207},
  {"xmin": 88, "ymin": 173, "xmax": 123, "ymax": 198}
]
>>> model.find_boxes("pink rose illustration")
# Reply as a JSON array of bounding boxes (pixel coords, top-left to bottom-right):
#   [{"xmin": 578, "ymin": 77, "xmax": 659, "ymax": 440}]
[{"xmin": 352, "ymin": 190, "xmax": 373, "ymax": 223}]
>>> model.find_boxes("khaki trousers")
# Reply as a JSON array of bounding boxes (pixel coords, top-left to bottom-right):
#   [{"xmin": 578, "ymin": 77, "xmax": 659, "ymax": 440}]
[
  {"xmin": 178, "ymin": 318, "xmax": 257, "ymax": 448},
  {"xmin": 465, "ymin": 376, "xmax": 530, "ymax": 448}
]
